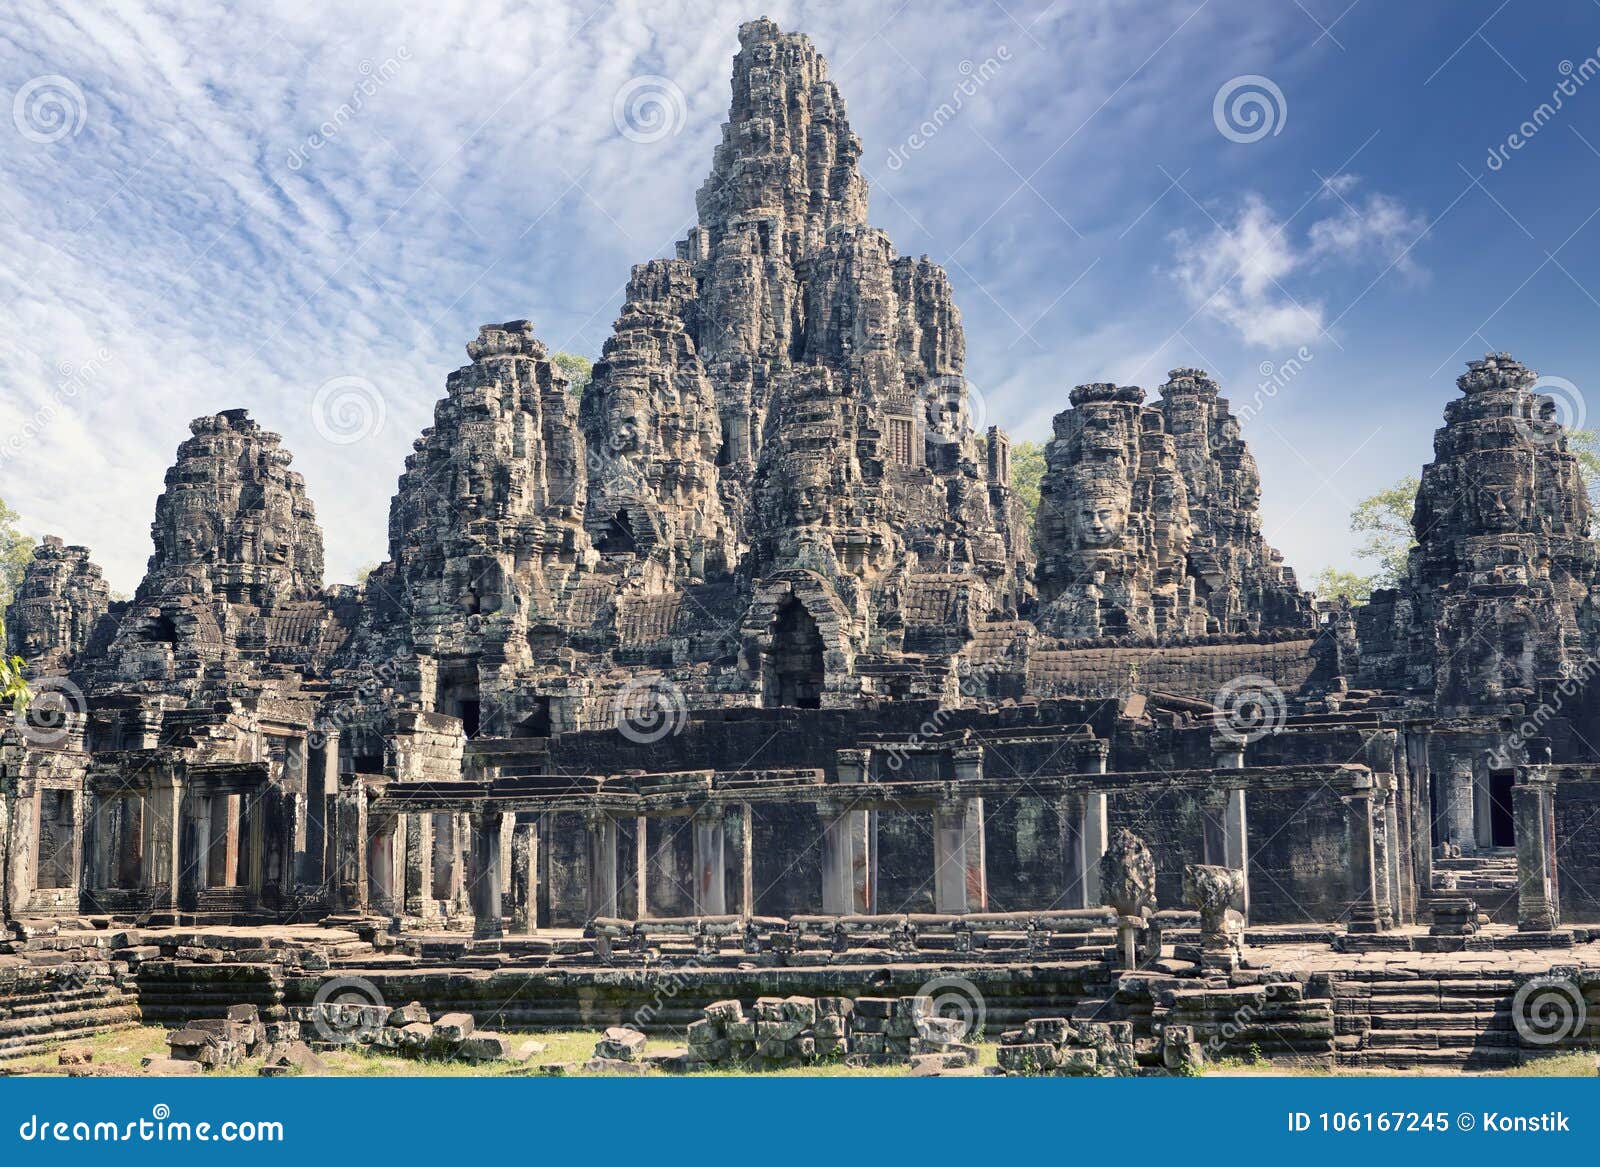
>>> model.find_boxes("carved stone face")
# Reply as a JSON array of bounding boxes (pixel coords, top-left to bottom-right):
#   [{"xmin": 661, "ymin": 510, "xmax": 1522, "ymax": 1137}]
[
  {"xmin": 259, "ymin": 523, "xmax": 290, "ymax": 565},
  {"xmin": 1075, "ymin": 495, "xmax": 1127, "ymax": 547},
  {"xmin": 168, "ymin": 501, "xmax": 216, "ymax": 564}
]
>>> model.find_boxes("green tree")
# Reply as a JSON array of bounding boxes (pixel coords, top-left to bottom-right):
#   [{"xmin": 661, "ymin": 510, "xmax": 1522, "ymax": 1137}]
[
  {"xmin": 1009, "ymin": 439, "xmax": 1046, "ymax": 528},
  {"xmin": 1309, "ymin": 567, "xmax": 1375, "ymax": 606},
  {"xmin": 553, "ymin": 352, "xmax": 593, "ymax": 398},
  {"xmin": 1350, "ymin": 474, "xmax": 1418, "ymax": 588},
  {"xmin": 1568, "ymin": 428, "xmax": 1600, "ymax": 536},
  {"xmin": 0, "ymin": 613, "xmax": 30, "ymax": 715},
  {"xmin": 0, "ymin": 498, "xmax": 35, "ymax": 618}
]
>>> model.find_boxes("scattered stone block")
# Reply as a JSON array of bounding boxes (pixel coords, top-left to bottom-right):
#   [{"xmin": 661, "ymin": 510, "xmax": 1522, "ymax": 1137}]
[{"xmin": 595, "ymin": 1026, "xmax": 647, "ymax": 1062}]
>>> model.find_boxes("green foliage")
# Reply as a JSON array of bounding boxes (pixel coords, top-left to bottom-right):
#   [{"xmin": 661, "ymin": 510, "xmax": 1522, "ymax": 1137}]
[
  {"xmin": 1567, "ymin": 428, "xmax": 1600, "ymax": 536},
  {"xmin": 0, "ymin": 497, "xmax": 35, "ymax": 617},
  {"xmin": 1309, "ymin": 567, "xmax": 1376, "ymax": 606},
  {"xmin": 0, "ymin": 613, "xmax": 29, "ymax": 716},
  {"xmin": 1009, "ymin": 439, "xmax": 1045, "ymax": 527},
  {"xmin": 553, "ymin": 352, "xmax": 593, "ymax": 397},
  {"xmin": 1349, "ymin": 474, "xmax": 1418, "ymax": 588},
  {"xmin": 0, "ymin": 498, "xmax": 33, "ymax": 716}
]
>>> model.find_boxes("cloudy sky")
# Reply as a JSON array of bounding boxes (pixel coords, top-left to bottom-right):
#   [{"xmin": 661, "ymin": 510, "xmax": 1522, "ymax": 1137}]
[{"xmin": 3, "ymin": 0, "xmax": 1599, "ymax": 592}]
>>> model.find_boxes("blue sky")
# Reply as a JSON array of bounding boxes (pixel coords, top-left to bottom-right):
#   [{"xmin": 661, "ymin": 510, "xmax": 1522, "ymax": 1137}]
[{"xmin": 3, "ymin": 0, "xmax": 1599, "ymax": 592}]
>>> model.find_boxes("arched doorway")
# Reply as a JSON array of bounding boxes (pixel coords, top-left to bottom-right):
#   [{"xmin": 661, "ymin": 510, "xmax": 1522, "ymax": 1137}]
[
  {"xmin": 597, "ymin": 510, "xmax": 637, "ymax": 555},
  {"xmin": 765, "ymin": 597, "xmax": 824, "ymax": 709}
]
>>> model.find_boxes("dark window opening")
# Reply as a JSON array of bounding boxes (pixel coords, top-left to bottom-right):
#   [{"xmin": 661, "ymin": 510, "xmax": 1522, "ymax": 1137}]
[
  {"xmin": 437, "ymin": 669, "xmax": 482, "ymax": 739},
  {"xmin": 1489, "ymin": 770, "xmax": 1516, "ymax": 848},
  {"xmin": 765, "ymin": 598, "xmax": 825, "ymax": 710},
  {"xmin": 597, "ymin": 510, "xmax": 637, "ymax": 555},
  {"xmin": 148, "ymin": 615, "xmax": 178, "ymax": 644},
  {"xmin": 516, "ymin": 698, "xmax": 552, "ymax": 738}
]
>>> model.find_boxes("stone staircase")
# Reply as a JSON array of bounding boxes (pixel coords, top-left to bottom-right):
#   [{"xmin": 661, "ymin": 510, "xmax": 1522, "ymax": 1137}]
[
  {"xmin": 1432, "ymin": 850, "xmax": 1519, "ymax": 924},
  {"xmin": 1331, "ymin": 968, "xmax": 1527, "ymax": 1070},
  {"xmin": 0, "ymin": 963, "xmax": 142, "ymax": 1061}
]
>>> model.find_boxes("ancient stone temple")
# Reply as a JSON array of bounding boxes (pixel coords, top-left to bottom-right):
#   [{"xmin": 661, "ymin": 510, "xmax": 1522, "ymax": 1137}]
[
  {"xmin": 6, "ymin": 537, "xmax": 111, "ymax": 678},
  {"xmin": 6, "ymin": 19, "xmax": 1600, "ymax": 1076}
]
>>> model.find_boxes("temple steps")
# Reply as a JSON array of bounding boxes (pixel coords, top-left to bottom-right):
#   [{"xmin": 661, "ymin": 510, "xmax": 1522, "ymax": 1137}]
[{"xmin": 1326, "ymin": 970, "xmax": 1573, "ymax": 1070}]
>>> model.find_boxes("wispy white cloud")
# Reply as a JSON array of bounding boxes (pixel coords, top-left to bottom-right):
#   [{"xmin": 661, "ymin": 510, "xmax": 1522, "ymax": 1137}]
[{"xmin": 1167, "ymin": 179, "xmax": 1427, "ymax": 349}]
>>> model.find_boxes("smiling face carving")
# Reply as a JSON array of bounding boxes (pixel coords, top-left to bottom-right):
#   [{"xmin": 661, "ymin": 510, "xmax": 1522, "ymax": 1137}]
[{"xmin": 1075, "ymin": 494, "xmax": 1128, "ymax": 547}]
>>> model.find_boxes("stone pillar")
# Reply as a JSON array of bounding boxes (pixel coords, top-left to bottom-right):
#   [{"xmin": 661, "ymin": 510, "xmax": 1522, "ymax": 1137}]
[
  {"xmin": 585, "ymin": 812, "xmax": 618, "ymax": 920},
  {"xmin": 1064, "ymin": 740, "xmax": 1109, "ymax": 908},
  {"xmin": 738, "ymin": 802, "xmax": 755, "ymax": 917},
  {"xmin": 1205, "ymin": 737, "xmax": 1249, "ymax": 918},
  {"xmin": 468, "ymin": 811, "xmax": 503, "ymax": 939},
  {"xmin": 632, "ymin": 815, "xmax": 649, "ymax": 920},
  {"xmin": 820, "ymin": 801, "xmax": 863, "ymax": 916},
  {"xmin": 933, "ymin": 800, "xmax": 976, "ymax": 914},
  {"xmin": 218, "ymin": 793, "xmax": 242, "ymax": 887},
  {"xmin": 300, "ymin": 729, "xmax": 337, "ymax": 886},
  {"xmin": 1343, "ymin": 776, "xmax": 1387, "ymax": 933},
  {"xmin": 404, "ymin": 813, "xmax": 435, "ymax": 919},
  {"xmin": 331, "ymin": 776, "xmax": 368, "ymax": 913},
  {"xmin": 366, "ymin": 815, "xmax": 400, "ymax": 916},
  {"xmin": 510, "ymin": 819, "xmax": 538, "ymax": 934},
  {"xmin": 1441, "ymin": 756, "xmax": 1475, "ymax": 853},
  {"xmin": 1404, "ymin": 722, "xmax": 1433, "ymax": 910},
  {"xmin": 692, "ymin": 808, "xmax": 727, "ymax": 916},
  {"xmin": 1514, "ymin": 767, "xmax": 1560, "ymax": 931},
  {"xmin": 142, "ymin": 773, "xmax": 181, "ymax": 907},
  {"xmin": 951, "ymin": 747, "xmax": 987, "ymax": 913},
  {"xmin": 1370, "ymin": 787, "xmax": 1395, "ymax": 930},
  {"xmin": 175, "ymin": 789, "xmax": 201, "ymax": 909}
]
